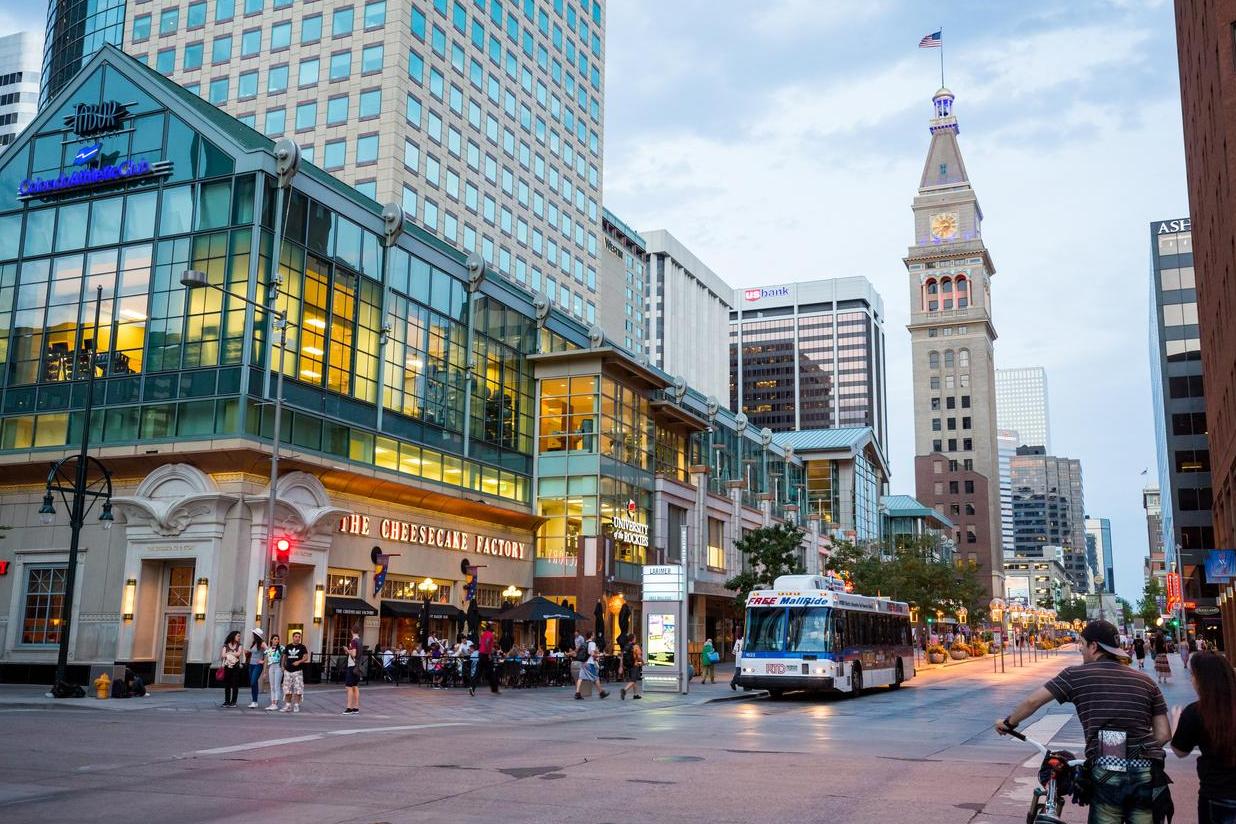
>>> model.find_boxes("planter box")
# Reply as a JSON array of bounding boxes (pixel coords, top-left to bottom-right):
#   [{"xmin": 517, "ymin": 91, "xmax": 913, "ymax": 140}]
[
  {"xmin": 948, "ymin": 650, "xmax": 969, "ymax": 660},
  {"xmin": 928, "ymin": 653, "xmax": 946, "ymax": 664}
]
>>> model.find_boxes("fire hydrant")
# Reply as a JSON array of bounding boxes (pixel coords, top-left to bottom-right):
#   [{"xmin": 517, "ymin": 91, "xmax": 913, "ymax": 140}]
[{"xmin": 94, "ymin": 672, "xmax": 111, "ymax": 699}]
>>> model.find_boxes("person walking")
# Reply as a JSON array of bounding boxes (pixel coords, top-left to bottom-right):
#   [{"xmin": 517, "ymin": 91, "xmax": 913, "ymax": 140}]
[
  {"xmin": 1153, "ymin": 632, "xmax": 1172, "ymax": 685},
  {"xmin": 1133, "ymin": 634, "xmax": 1147, "ymax": 670},
  {"xmin": 995, "ymin": 620, "xmax": 1172, "ymax": 824},
  {"xmin": 263, "ymin": 633, "xmax": 285, "ymax": 711},
  {"xmin": 246, "ymin": 628, "xmax": 267, "ymax": 708},
  {"xmin": 619, "ymin": 640, "xmax": 643, "ymax": 700},
  {"xmin": 282, "ymin": 630, "xmax": 308, "ymax": 713},
  {"xmin": 1171, "ymin": 652, "xmax": 1236, "ymax": 824},
  {"xmin": 575, "ymin": 649, "xmax": 609, "ymax": 700},
  {"xmin": 1183, "ymin": 634, "xmax": 1198, "ymax": 670},
  {"xmin": 730, "ymin": 636, "xmax": 744, "ymax": 691},
  {"xmin": 219, "ymin": 631, "xmax": 246, "ymax": 708},
  {"xmin": 475, "ymin": 622, "xmax": 500, "ymax": 696},
  {"xmin": 700, "ymin": 638, "xmax": 716, "ymax": 684},
  {"xmin": 343, "ymin": 626, "xmax": 362, "ymax": 715},
  {"xmin": 571, "ymin": 631, "xmax": 591, "ymax": 687}
]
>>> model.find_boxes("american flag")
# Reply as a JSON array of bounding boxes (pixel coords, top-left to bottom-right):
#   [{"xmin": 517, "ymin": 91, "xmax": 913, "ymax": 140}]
[{"xmin": 918, "ymin": 30, "xmax": 942, "ymax": 48}]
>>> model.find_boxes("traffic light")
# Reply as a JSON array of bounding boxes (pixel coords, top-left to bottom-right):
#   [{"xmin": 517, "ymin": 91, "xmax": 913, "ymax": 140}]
[
  {"xmin": 267, "ymin": 583, "xmax": 285, "ymax": 602},
  {"xmin": 271, "ymin": 536, "xmax": 292, "ymax": 580}
]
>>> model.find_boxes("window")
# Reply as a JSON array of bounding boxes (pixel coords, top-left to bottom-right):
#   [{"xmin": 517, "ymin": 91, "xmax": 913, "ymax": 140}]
[
  {"xmin": 156, "ymin": 48, "xmax": 176, "ymax": 75},
  {"xmin": 211, "ymin": 34, "xmax": 232, "ymax": 63},
  {"xmin": 188, "ymin": 0, "xmax": 207, "ymax": 27},
  {"xmin": 264, "ymin": 108, "xmax": 286, "ymax": 135},
  {"xmin": 295, "ymin": 101, "xmax": 317, "ymax": 130},
  {"xmin": 362, "ymin": 44, "xmax": 384, "ymax": 73},
  {"xmin": 706, "ymin": 518, "xmax": 726, "ymax": 571},
  {"xmin": 208, "ymin": 76, "xmax": 229, "ymax": 103},
  {"xmin": 21, "ymin": 566, "xmax": 67, "ymax": 645},
  {"xmin": 244, "ymin": 0, "xmax": 263, "ymax": 12},
  {"xmin": 159, "ymin": 7, "xmax": 180, "ymax": 35},
  {"xmin": 299, "ymin": 57, "xmax": 320, "ymax": 86},
  {"xmin": 1172, "ymin": 412, "xmax": 1208, "ymax": 436},
  {"xmin": 330, "ymin": 51, "xmax": 351, "ymax": 80},
  {"xmin": 963, "ymin": 480, "xmax": 975, "ymax": 494},
  {"xmin": 241, "ymin": 29, "xmax": 261, "ymax": 57},
  {"xmin": 928, "ymin": 351, "xmax": 939, "ymax": 369},
  {"xmin": 324, "ymin": 139, "xmax": 346, "ymax": 169},
  {"xmin": 302, "ymin": 14, "xmax": 323, "ymax": 42},
  {"xmin": 327, "ymin": 95, "xmax": 349, "ymax": 124},
  {"xmin": 364, "ymin": 0, "xmax": 387, "ymax": 28},
  {"xmin": 238, "ymin": 70, "xmax": 258, "ymax": 98},
  {"xmin": 359, "ymin": 89, "xmax": 381, "ymax": 118},
  {"xmin": 183, "ymin": 42, "xmax": 203, "ymax": 70},
  {"xmin": 411, "ymin": 7, "xmax": 427, "ymax": 38},
  {"xmin": 271, "ymin": 21, "xmax": 292, "ymax": 50},
  {"xmin": 333, "ymin": 6, "xmax": 355, "ymax": 36},
  {"xmin": 267, "ymin": 64, "xmax": 289, "ymax": 93},
  {"xmin": 132, "ymin": 14, "xmax": 152, "ymax": 41},
  {"xmin": 1175, "ymin": 449, "xmax": 1211, "ymax": 473},
  {"xmin": 409, "ymin": 48, "xmax": 425, "ymax": 82},
  {"xmin": 1169, "ymin": 374, "xmax": 1205, "ymax": 399},
  {"xmin": 216, "ymin": 0, "xmax": 235, "ymax": 22}
]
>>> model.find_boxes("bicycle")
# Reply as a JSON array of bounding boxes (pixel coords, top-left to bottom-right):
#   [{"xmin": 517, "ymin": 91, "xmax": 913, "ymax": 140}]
[{"xmin": 1005, "ymin": 728, "xmax": 1086, "ymax": 824}]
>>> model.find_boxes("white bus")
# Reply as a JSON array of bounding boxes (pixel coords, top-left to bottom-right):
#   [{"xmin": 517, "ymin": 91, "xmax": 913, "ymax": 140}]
[{"xmin": 734, "ymin": 575, "xmax": 915, "ymax": 698}]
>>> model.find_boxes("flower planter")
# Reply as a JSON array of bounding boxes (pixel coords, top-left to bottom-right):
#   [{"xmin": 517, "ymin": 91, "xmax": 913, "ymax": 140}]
[
  {"xmin": 948, "ymin": 650, "xmax": 969, "ymax": 660},
  {"xmin": 928, "ymin": 653, "xmax": 946, "ymax": 664}
]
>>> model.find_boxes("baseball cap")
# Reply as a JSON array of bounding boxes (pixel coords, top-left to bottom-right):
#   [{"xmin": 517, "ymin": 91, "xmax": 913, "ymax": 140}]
[{"xmin": 1081, "ymin": 620, "xmax": 1127, "ymax": 659}]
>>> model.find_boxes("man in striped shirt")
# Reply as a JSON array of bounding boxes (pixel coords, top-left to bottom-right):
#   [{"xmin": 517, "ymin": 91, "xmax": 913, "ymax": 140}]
[{"xmin": 996, "ymin": 620, "xmax": 1172, "ymax": 823}]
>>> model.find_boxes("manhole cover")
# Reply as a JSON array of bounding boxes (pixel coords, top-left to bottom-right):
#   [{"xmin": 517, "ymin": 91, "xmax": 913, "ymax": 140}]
[{"xmin": 653, "ymin": 755, "xmax": 704, "ymax": 763}]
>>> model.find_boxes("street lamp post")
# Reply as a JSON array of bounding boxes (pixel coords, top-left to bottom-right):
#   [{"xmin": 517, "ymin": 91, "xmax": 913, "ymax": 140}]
[{"xmin": 41, "ymin": 285, "xmax": 115, "ymax": 694}]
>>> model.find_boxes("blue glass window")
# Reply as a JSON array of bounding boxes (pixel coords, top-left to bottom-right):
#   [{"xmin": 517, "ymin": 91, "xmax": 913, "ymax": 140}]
[
  {"xmin": 362, "ymin": 44, "xmax": 384, "ymax": 73},
  {"xmin": 156, "ymin": 49, "xmax": 176, "ymax": 75},
  {"xmin": 302, "ymin": 14, "xmax": 323, "ymax": 42},
  {"xmin": 264, "ymin": 108, "xmax": 286, "ymax": 136},
  {"xmin": 159, "ymin": 8, "xmax": 179, "ymax": 35},
  {"xmin": 298, "ymin": 58, "xmax": 320, "ymax": 86},
  {"xmin": 330, "ymin": 51, "xmax": 351, "ymax": 80},
  {"xmin": 357, "ymin": 134, "xmax": 379, "ymax": 164},
  {"xmin": 241, "ymin": 29, "xmax": 261, "ymax": 57},
  {"xmin": 408, "ymin": 49, "xmax": 425, "ymax": 83},
  {"xmin": 411, "ymin": 8, "xmax": 427, "ymax": 38},
  {"xmin": 132, "ymin": 15, "xmax": 151, "ymax": 42},
  {"xmin": 238, "ymin": 70, "xmax": 258, "ymax": 98},
  {"xmin": 183, "ymin": 43, "xmax": 203, "ymax": 70},
  {"xmin": 327, "ymin": 95, "xmax": 349, "ymax": 125},
  {"xmin": 245, "ymin": 0, "xmax": 264, "ymax": 13},
  {"xmin": 364, "ymin": 0, "xmax": 387, "ymax": 27},
  {"xmin": 188, "ymin": 1, "xmax": 208, "ymax": 27},
  {"xmin": 271, "ymin": 22, "xmax": 292, "ymax": 50},
  {"xmin": 333, "ymin": 7, "xmax": 355, "ymax": 36},
  {"xmin": 325, "ymin": 139, "xmax": 346, "ymax": 169},
  {"xmin": 431, "ymin": 25, "xmax": 447, "ymax": 55},
  {"xmin": 406, "ymin": 94, "xmax": 422, "ymax": 125},
  {"xmin": 430, "ymin": 68, "xmax": 444, "ymax": 99},
  {"xmin": 296, "ymin": 101, "xmax": 317, "ymax": 130},
  {"xmin": 404, "ymin": 139, "xmax": 419, "ymax": 170},
  {"xmin": 212, "ymin": 35, "xmax": 232, "ymax": 63},
  {"xmin": 208, "ymin": 77, "xmax": 229, "ymax": 104},
  {"xmin": 216, "ymin": 0, "xmax": 236, "ymax": 22},
  {"xmin": 452, "ymin": 1, "xmax": 467, "ymax": 32},
  {"xmin": 359, "ymin": 89, "xmax": 382, "ymax": 118},
  {"xmin": 267, "ymin": 65, "xmax": 289, "ymax": 93}
]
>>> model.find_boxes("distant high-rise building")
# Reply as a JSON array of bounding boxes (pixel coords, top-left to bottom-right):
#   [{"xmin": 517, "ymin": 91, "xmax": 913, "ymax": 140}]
[
  {"xmin": 1146, "ymin": 217, "xmax": 1214, "ymax": 612},
  {"xmin": 996, "ymin": 367, "xmax": 1051, "ymax": 450},
  {"xmin": 0, "ymin": 32, "xmax": 42, "ymax": 152},
  {"xmin": 730, "ymin": 278, "xmax": 887, "ymax": 446},
  {"xmin": 598, "ymin": 209, "xmax": 648, "ymax": 356},
  {"xmin": 1143, "ymin": 486, "xmax": 1167, "ymax": 588},
  {"xmin": 904, "ymin": 87, "xmax": 1003, "ymax": 597},
  {"xmin": 1010, "ymin": 446, "xmax": 1087, "ymax": 593},
  {"xmin": 1085, "ymin": 517, "xmax": 1115, "ymax": 594},
  {"xmin": 643, "ymin": 229, "xmax": 732, "ymax": 401},
  {"xmin": 998, "ymin": 429, "xmax": 1018, "ymax": 556},
  {"xmin": 40, "ymin": 0, "xmax": 125, "ymax": 107},
  {"xmin": 64, "ymin": 0, "xmax": 610, "ymax": 326}
]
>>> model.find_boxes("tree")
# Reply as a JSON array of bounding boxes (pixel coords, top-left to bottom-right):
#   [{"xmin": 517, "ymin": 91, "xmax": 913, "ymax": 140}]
[
  {"xmin": 1056, "ymin": 597, "xmax": 1087, "ymax": 623},
  {"xmin": 1116, "ymin": 597, "xmax": 1135, "ymax": 626},
  {"xmin": 725, "ymin": 523, "xmax": 806, "ymax": 606},
  {"xmin": 1136, "ymin": 578, "xmax": 1165, "ymax": 624}
]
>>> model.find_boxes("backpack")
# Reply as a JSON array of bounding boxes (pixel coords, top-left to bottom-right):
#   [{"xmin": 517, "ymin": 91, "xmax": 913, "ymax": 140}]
[
  {"xmin": 575, "ymin": 643, "xmax": 590, "ymax": 662},
  {"xmin": 111, "ymin": 678, "xmax": 130, "ymax": 699},
  {"xmin": 622, "ymin": 647, "xmax": 635, "ymax": 669}
]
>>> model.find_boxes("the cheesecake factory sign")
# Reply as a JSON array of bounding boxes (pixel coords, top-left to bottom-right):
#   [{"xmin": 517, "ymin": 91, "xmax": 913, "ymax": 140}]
[{"xmin": 337, "ymin": 513, "xmax": 527, "ymax": 560}]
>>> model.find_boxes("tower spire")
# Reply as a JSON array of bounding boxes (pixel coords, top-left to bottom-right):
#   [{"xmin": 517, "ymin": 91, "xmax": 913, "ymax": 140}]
[{"xmin": 918, "ymin": 88, "xmax": 969, "ymax": 191}]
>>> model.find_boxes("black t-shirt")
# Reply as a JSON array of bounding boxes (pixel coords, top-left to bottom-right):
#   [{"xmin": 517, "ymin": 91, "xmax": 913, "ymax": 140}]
[
  {"xmin": 284, "ymin": 643, "xmax": 308, "ymax": 673},
  {"xmin": 1171, "ymin": 701, "xmax": 1236, "ymax": 799}
]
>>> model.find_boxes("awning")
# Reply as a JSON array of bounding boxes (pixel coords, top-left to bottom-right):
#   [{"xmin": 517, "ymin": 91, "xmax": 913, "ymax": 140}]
[
  {"xmin": 380, "ymin": 600, "xmax": 420, "ymax": 618},
  {"xmin": 428, "ymin": 603, "xmax": 465, "ymax": 620},
  {"xmin": 326, "ymin": 596, "xmax": 377, "ymax": 617}
]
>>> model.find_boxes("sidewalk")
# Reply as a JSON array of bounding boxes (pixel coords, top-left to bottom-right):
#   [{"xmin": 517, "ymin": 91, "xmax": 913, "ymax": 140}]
[{"xmin": 917, "ymin": 642, "xmax": 1077, "ymax": 672}]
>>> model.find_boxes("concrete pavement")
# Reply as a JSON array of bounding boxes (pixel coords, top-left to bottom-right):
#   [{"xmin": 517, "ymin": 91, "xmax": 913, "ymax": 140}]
[{"xmin": 0, "ymin": 648, "xmax": 1203, "ymax": 823}]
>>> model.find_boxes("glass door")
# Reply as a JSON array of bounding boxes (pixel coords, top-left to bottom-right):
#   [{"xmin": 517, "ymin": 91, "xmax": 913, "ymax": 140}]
[{"xmin": 158, "ymin": 566, "xmax": 195, "ymax": 683}]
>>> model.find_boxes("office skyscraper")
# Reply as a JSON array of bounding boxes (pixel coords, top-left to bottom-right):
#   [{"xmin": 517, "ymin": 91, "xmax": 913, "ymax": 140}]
[
  {"xmin": 996, "ymin": 366, "xmax": 1051, "ymax": 451},
  {"xmin": 998, "ymin": 429, "xmax": 1018, "ymax": 556},
  {"xmin": 1011, "ymin": 447, "xmax": 1087, "ymax": 593},
  {"xmin": 730, "ymin": 277, "xmax": 887, "ymax": 444},
  {"xmin": 598, "ymin": 208, "xmax": 647, "ymax": 356},
  {"xmin": 1084, "ymin": 516, "xmax": 1115, "ymax": 594},
  {"xmin": 82, "ymin": 0, "xmax": 607, "ymax": 325},
  {"xmin": 0, "ymin": 32, "xmax": 42, "ymax": 151},
  {"xmin": 40, "ymin": 0, "xmax": 126, "ymax": 106},
  {"xmin": 904, "ymin": 88, "xmax": 1003, "ymax": 597}
]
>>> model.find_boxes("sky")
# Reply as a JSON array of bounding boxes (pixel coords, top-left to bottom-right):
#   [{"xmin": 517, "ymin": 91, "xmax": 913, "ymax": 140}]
[{"xmin": 0, "ymin": 1, "xmax": 1186, "ymax": 603}]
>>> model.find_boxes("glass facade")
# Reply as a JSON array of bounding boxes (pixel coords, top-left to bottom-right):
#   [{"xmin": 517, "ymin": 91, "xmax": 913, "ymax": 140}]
[{"xmin": 41, "ymin": 0, "xmax": 127, "ymax": 107}]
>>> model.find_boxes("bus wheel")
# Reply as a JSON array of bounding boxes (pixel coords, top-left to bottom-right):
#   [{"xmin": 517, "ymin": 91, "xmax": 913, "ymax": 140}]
[
  {"xmin": 849, "ymin": 664, "xmax": 863, "ymax": 697},
  {"xmin": 767, "ymin": 689, "xmax": 784, "ymax": 700},
  {"xmin": 890, "ymin": 661, "xmax": 904, "ymax": 690}
]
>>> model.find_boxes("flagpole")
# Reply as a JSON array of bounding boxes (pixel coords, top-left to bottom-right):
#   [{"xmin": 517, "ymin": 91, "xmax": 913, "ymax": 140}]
[{"xmin": 939, "ymin": 26, "xmax": 945, "ymax": 87}]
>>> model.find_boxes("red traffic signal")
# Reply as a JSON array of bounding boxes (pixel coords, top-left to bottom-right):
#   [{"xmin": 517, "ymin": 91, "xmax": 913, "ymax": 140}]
[{"xmin": 271, "ymin": 536, "xmax": 293, "ymax": 580}]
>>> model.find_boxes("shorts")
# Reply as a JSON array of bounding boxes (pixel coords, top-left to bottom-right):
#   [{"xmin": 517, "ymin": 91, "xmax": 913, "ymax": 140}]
[
  {"xmin": 284, "ymin": 669, "xmax": 304, "ymax": 696},
  {"xmin": 344, "ymin": 667, "xmax": 360, "ymax": 687}
]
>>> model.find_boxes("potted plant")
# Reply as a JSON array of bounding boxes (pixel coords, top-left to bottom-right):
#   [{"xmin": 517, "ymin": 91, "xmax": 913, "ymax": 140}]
[
  {"xmin": 926, "ymin": 643, "xmax": 947, "ymax": 664},
  {"xmin": 948, "ymin": 641, "xmax": 969, "ymax": 660},
  {"xmin": 969, "ymin": 640, "xmax": 988, "ymax": 657}
]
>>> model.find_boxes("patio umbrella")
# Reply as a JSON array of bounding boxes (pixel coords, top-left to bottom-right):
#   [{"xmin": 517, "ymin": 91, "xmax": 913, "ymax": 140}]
[
  {"xmin": 617, "ymin": 602, "xmax": 632, "ymax": 649},
  {"xmin": 593, "ymin": 599, "xmax": 605, "ymax": 650},
  {"xmin": 495, "ymin": 596, "xmax": 587, "ymax": 623},
  {"xmin": 466, "ymin": 598, "xmax": 481, "ymax": 642},
  {"xmin": 559, "ymin": 598, "xmax": 575, "ymax": 651},
  {"xmin": 419, "ymin": 598, "xmax": 431, "ymax": 649},
  {"xmin": 500, "ymin": 617, "xmax": 515, "ymax": 653}
]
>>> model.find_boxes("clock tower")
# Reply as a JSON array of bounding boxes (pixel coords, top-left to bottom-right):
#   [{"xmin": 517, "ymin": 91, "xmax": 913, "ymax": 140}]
[{"xmin": 904, "ymin": 88, "xmax": 1004, "ymax": 599}]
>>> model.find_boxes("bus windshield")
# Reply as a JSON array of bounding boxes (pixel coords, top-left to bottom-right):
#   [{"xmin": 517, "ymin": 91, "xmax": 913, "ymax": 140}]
[
  {"xmin": 745, "ymin": 608, "xmax": 787, "ymax": 653},
  {"xmin": 787, "ymin": 607, "xmax": 832, "ymax": 653}
]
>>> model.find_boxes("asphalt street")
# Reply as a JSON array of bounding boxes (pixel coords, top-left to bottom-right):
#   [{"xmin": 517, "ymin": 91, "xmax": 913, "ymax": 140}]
[{"xmin": 0, "ymin": 648, "xmax": 1203, "ymax": 824}]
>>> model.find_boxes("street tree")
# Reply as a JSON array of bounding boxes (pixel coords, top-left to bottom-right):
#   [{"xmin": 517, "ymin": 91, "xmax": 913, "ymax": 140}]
[
  {"xmin": 1055, "ymin": 597, "xmax": 1087, "ymax": 623},
  {"xmin": 1136, "ymin": 578, "xmax": 1165, "ymax": 624},
  {"xmin": 725, "ymin": 523, "xmax": 806, "ymax": 607}
]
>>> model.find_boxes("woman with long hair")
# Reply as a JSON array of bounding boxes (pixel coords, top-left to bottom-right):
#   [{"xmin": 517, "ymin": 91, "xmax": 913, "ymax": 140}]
[
  {"xmin": 1153, "ymin": 632, "xmax": 1172, "ymax": 685},
  {"xmin": 1172, "ymin": 652, "xmax": 1236, "ymax": 823},
  {"xmin": 219, "ymin": 630, "xmax": 245, "ymax": 708}
]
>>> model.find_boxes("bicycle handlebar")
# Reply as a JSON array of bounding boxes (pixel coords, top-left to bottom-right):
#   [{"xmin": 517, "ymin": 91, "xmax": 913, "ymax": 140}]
[{"xmin": 1003, "ymin": 726, "xmax": 1085, "ymax": 767}]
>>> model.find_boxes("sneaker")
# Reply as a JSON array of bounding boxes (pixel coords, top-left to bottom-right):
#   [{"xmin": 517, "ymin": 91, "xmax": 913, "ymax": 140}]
[
  {"xmin": 620, "ymin": 687, "xmax": 626, "ymax": 700},
  {"xmin": 342, "ymin": 708, "xmax": 354, "ymax": 715},
  {"xmin": 468, "ymin": 685, "xmax": 475, "ymax": 696},
  {"xmin": 265, "ymin": 705, "xmax": 278, "ymax": 711},
  {"xmin": 293, "ymin": 704, "xmax": 300, "ymax": 713},
  {"xmin": 632, "ymin": 694, "xmax": 642, "ymax": 700},
  {"xmin": 248, "ymin": 702, "xmax": 259, "ymax": 708},
  {"xmin": 220, "ymin": 702, "xmax": 231, "ymax": 708},
  {"xmin": 574, "ymin": 692, "xmax": 582, "ymax": 700},
  {"xmin": 280, "ymin": 705, "xmax": 292, "ymax": 712},
  {"xmin": 599, "ymin": 690, "xmax": 609, "ymax": 699}
]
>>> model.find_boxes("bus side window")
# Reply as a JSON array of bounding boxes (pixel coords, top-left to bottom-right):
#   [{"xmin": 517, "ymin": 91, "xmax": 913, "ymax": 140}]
[{"xmin": 834, "ymin": 613, "xmax": 846, "ymax": 649}]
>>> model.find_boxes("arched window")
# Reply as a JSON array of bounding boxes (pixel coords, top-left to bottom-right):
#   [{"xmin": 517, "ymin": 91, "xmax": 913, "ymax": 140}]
[
  {"xmin": 926, "ymin": 279, "xmax": 938, "ymax": 295},
  {"xmin": 959, "ymin": 349, "xmax": 970, "ymax": 368},
  {"xmin": 941, "ymin": 278, "xmax": 953, "ymax": 293},
  {"xmin": 955, "ymin": 276, "xmax": 968, "ymax": 292},
  {"xmin": 944, "ymin": 350, "xmax": 955, "ymax": 368},
  {"xmin": 928, "ymin": 351, "xmax": 940, "ymax": 369}
]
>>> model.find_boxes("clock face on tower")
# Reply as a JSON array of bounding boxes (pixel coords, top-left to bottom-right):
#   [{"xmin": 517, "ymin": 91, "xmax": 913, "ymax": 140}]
[{"xmin": 930, "ymin": 212, "xmax": 959, "ymax": 240}]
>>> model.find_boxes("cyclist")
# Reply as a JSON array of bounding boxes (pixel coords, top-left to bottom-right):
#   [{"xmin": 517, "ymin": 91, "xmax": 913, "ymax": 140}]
[{"xmin": 995, "ymin": 620, "xmax": 1173, "ymax": 823}]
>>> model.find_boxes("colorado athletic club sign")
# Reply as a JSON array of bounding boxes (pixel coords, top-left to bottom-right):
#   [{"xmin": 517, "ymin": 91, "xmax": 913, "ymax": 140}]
[{"xmin": 337, "ymin": 513, "xmax": 527, "ymax": 559}]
